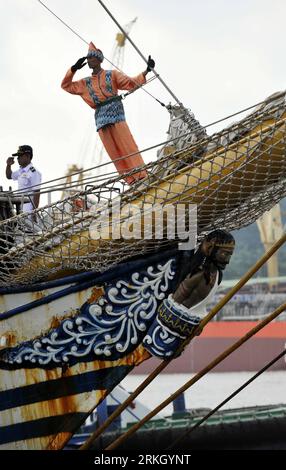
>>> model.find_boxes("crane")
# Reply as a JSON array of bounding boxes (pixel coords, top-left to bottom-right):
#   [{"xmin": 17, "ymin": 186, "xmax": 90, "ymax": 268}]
[{"xmin": 256, "ymin": 204, "xmax": 283, "ymax": 287}]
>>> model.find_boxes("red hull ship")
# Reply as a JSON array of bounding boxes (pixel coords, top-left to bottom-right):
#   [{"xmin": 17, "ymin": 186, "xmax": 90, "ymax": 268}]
[{"xmin": 136, "ymin": 320, "xmax": 286, "ymax": 373}]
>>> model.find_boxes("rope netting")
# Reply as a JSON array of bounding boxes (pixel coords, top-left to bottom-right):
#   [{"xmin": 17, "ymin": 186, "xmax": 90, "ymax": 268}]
[{"xmin": 0, "ymin": 91, "xmax": 285, "ymax": 287}]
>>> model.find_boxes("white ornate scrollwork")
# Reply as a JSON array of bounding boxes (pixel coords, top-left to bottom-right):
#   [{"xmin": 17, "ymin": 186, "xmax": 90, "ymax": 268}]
[
  {"xmin": 2, "ymin": 259, "xmax": 176, "ymax": 367},
  {"xmin": 143, "ymin": 324, "xmax": 178, "ymax": 358}
]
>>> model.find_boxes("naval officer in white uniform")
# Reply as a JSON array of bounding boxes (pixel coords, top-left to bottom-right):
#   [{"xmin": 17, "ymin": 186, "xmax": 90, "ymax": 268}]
[{"xmin": 6, "ymin": 145, "xmax": 42, "ymax": 214}]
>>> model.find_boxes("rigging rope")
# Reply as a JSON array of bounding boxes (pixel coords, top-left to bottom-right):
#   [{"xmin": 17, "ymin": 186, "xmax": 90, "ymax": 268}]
[
  {"xmin": 15, "ymin": 170, "xmax": 119, "ymax": 198},
  {"xmin": 37, "ymin": 0, "xmax": 89, "ymax": 44},
  {"xmin": 10, "ymin": 91, "xmax": 284, "ymax": 196},
  {"xmin": 79, "ymin": 232, "xmax": 286, "ymax": 450},
  {"xmin": 0, "ymin": 90, "xmax": 285, "ymax": 287},
  {"xmin": 167, "ymin": 348, "xmax": 286, "ymax": 450},
  {"xmin": 104, "ymin": 301, "xmax": 286, "ymax": 450}
]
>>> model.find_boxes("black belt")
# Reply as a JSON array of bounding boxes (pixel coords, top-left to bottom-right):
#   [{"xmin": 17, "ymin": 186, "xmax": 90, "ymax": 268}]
[{"xmin": 96, "ymin": 95, "xmax": 123, "ymax": 109}]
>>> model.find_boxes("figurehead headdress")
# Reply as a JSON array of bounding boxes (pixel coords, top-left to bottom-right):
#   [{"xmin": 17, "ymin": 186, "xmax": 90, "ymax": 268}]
[
  {"xmin": 205, "ymin": 230, "xmax": 235, "ymax": 249},
  {"xmin": 87, "ymin": 41, "xmax": 104, "ymax": 63}
]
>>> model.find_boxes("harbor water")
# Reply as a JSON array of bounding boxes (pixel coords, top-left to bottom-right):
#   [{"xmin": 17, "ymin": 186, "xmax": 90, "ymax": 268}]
[{"xmin": 121, "ymin": 370, "xmax": 286, "ymax": 416}]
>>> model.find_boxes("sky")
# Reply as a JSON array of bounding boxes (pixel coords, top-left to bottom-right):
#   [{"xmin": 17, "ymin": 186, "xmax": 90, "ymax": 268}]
[{"xmin": 0, "ymin": 0, "xmax": 286, "ymax": 203}]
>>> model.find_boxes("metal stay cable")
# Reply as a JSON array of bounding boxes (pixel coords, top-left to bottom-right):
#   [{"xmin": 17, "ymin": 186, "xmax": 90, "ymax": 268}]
[
  {"xmin": 36, "ymin": 0, "xmax": 165, "ymax": 106},
  {"xmin": 78, "ymin": 232, "xmax": 286, "ymax": 450},
  {"xmin": 98, "ymin": 0, "xmax": 180, "ymax": 107},
  {"xmin": 105, "ymin": 301, "xmax": 286, "ymax": 450},
  {"xmin": 167, "ymin": 348, "xmax": 286, "ymax": 450},
  {"xmin": 21, "ymin": 112, "xmax": 285, "ymax": 217},
  {"xmin": 17, "ymin": 170, "xmax": 119, "ymax": 198}
]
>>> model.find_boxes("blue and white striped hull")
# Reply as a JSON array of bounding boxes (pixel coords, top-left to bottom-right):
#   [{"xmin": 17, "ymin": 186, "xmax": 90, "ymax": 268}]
[
  {"xmin": 0, "ymin": 348, "xmax": 148, "ymax": 449},
  {"xmin": 0, "ymin": 249, "xmax": 178, "ymax": 449}
]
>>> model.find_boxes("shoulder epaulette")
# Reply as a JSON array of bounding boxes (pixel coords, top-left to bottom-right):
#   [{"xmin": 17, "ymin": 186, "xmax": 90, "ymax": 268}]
[{"xmin": 30, "ymin": 166, "xmax": 36, "ymax": 173}]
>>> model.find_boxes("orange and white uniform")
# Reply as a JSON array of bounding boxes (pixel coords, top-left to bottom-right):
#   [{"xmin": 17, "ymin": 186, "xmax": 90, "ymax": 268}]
[{"xmin": 61, "ymin": 67, "xmax": 148, "ymax": 185}]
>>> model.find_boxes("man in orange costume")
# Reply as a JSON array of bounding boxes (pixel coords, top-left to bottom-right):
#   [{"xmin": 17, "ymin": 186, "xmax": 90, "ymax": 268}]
[{"xmin": 61, "ymin": 42, "xmax": 155, "ymax": 185}]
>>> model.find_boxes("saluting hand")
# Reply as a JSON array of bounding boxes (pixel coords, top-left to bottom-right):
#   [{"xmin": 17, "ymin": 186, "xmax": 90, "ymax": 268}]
[
  {"xmin": 6, "ymin": 157, "xmax": 15, "ymax": 166},
  {"xmin": 71, "ymin": 57, "xmax": 87, "ymax": 73}
]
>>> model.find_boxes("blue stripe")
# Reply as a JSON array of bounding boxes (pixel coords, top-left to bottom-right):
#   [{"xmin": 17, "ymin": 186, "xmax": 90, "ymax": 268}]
[
  {"xmin": 0, "ymin": 248, "xmax": 179, "ymax": 321},
  {"xmin": 84, "ymin": 77, "xmax": 100, "ymax": 105},
  {"xmin": 105, "ymin": 70, "xmax": 113, "ymax": 94},
  {"xmin": 0, "ymin": 413, "xmax": 87, "ymax": 445},
  {"xmin": 0, "ymin": 365, "xmax": 132, "ymax": 411},
  {"xmin": 0, "ymin": 276, "xmax": 103, "ymax": 320}
]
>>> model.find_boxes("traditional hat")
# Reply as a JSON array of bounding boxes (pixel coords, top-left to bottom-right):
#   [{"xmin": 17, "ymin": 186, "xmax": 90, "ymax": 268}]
[{"xmin": 87, "ymin": 42, "xmax": 104, "ymax": 62}]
